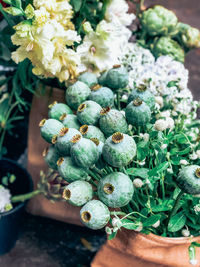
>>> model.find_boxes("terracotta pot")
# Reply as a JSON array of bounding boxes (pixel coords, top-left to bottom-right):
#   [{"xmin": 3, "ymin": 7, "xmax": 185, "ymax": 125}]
[
  {"xmin": 27, "ymin": 84, "xmax": 82, "ymax": 226},
  {"xmin": 92, "ymin": 229, "xmax": 200, "ymax": 267}
]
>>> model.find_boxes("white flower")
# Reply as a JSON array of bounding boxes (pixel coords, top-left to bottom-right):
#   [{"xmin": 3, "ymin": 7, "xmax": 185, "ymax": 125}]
[
  {"xmin": 138, "ymin": 159, "xmax": 146, "ymax": 166},
  {"xmin": 167, "ymin": 168, "xmax": 173, "ymax": 174},
  {"xmin": 152, "ymin": 220, "xmax": 160, "ymax": 228},
  {"xmin": 134, "ymin": 222, "xmax": 143, "ymax": 232},
  {"xmin": 133, "ymin": 178, "xmax": 143, "ymax": 188},
  {"xmin": 0, "ymin": 186, "xmax": 12, "ymax": 213},
  {"xmin": 139, "ymin": 133, "xmax": 149, "ymax": 142},
  {"xmin": 112, "ymin": 217, "xmax": 122, "ymax": 228},
  {"xmin": 161, "ymin": 144, "xmax": 167, "ymax": 149},
  {"xmin": 180, "ymin": 159, "xmax": 189, "ymax": 165},
  {"xmin": 154, "ymin": 119, "xmax": 168, "ymax": 131},
  {"xmin": 181, "ymin": 229, "xmax": 190, "ymax": 237},
  {"xmin": 155, "ymin": 96, "xmax": 163, "ymax": 108},
  {"xmin": 190, "ymin": 153, "xmax": 198, "ymax": 160},
  {"xmin": 189, "ymin": 259, "xmax": 198, "ymax": 265},
  {"xmin": 166, "ymin": 117, "xmax": 175, "ymax": 129},
  {"xmin": 105, "ymin": 226, "xmax": 113, "ymax": 234},
  {"xmin": 196, "ymin": 150, "xmax": 200, "ymax": 158},
  {"xmin": 104, "ymin": 0, "xmax": 135, "ymax": 26}
]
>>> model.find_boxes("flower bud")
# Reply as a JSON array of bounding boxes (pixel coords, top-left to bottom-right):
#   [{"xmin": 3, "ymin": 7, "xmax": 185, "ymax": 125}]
[
  {"xmin": 133, "ymin": 178, "xmax": 144, "ymax": 188},
  {"xmin": 152, "ymin": 220, "xmax": 160, "ymax": 228},
  {"xmin": 154, "ymin": 119, "xmax": 168, "ymax": 131},
  {"xmin": 112, "ymin": 217, "xmax": 122, "ymax": 228},
  {"xmin": 83, "ymin": 22, "xmax": 93, "ymax": 34},
  {"xmin": 181, "ymin": 229, "xmax": 190, "ymax": 237}
]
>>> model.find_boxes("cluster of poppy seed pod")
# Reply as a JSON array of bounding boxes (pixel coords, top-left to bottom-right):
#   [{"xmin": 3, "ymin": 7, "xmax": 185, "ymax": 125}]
[{"xmin": 39, "ymin": 65, "xmax": 200, "ymax": 230}]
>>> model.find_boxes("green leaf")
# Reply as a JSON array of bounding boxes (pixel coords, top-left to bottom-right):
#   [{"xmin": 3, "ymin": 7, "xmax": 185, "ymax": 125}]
[
  {"xmin": 9, "ymin": 174, "xmax": 16, "ymax": 183},
  {"xmin": 70, "ymin": 0, "xmax": 82, "ymax": 12},
  {"xmin": 152, "ymin": 199, "xmax": 174, "ymax": 212},
  {"xmin": 108, "ymin": 231, "xmax": 117, "ymax": 240},
  {"xmin": 148, "ymin": 162, "xmax": 169, "ymax": 176},
  {"xmin": 137, "ymin": 141, "xmax": 149, "ymax": 161},
  {"xmin": 12, "ymin": 0, "xmax": 22, "ymax": 9},
  {"xmin": 2, "ymin": 176, "xmax": 8, "ymax": 186},
  {"xmin": 121, "ymin": 219, "xmax": 141, "ymax": 230},
  {"xmin": 173, "ymin": 134, "xmax": 188, "ymax": 144},
  {"xmin": 126, "ymin": 168, "xmax": 149, "ymax": 179},
  {"xmin": 2, "ymin": 0, "xmax": 12, "ymax": 4},
  {"xmin": 3, "ymin": 6, "xmax": 23, "ymax": 16},
  {"xmin": 192, "ymin": 242, "xmax": 200, "ymax": 248},
  {"xmin": 142, "ymin": 214, "xmax": 161, "ymax": 227},
  {"xmin": 168, "ymin": 212, "xmax": 186, "ymax": 232}
]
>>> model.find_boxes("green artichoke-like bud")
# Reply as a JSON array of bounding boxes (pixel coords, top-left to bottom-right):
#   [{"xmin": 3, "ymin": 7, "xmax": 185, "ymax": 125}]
[
  {"xmin": 78, "ymin": 72, "xmax": 98, "ymax": 87},
  {"xmin": 152, "ymin": 37, "xmax": 185, "ymax": 63},
  {"xmin": 125, "ymin": 98, "xmax": 151, "ymax": 127},
  {"xmin": 89, "ymin": 84, "xmax": 114, "ymax": 108},
  {"xmin": 176, "ymin": 165, "xmax": 200, "ymax": 194},
  {"xmin": 128, "ymin": 86, "xmax": 155, "ymax": 110},
  {"xmin": 80, "ymin": 125, "xmax": 105, "ymax": 143},
  {"xmin": 106, "ymin": 65, "xmax": 129, "ymax": 90},
  {"xmin": 103, "ymin": 132, "xmax": 136, "ymax": 168},
  {"xmin": 57, "ymin": 156, "xmax": 90, "ymax": 182},
  {"xmin": 99, "ymin": 107, "xmax": 128, "ymax": 137},
  {"xmin": 98, "ymin": 70, "xmax": 108, "ymax": 86},
  {"xmin": 77, "ymin": 100, "xmax": 102, "ymax": 125},
  {"xmin": 97, "ymin": 172, "xmax": 134, "ymax": 208},
  {"xmin": 37, "ymin": 170, "xmax": 68, "ymax": 201},
  {"xmin": 61, "ymin": 114, "xmax": 81, "ymax": 130},
  {"xmin": 177, "ymin": 23, "xmax": 200, "ymax": 49},
  {"xmin": 54, "ymin": 127, "xmax": 81, "ymax": 156},
  {"xmin": 48, "ymin": 101, "xmax": 73, "ymax": 121},
  {"xmin": 70, "ymin": 134, "xmax": 99, "ymax": 168},
  {"xmin": 63, "ymin": 181, "xmax": 93, "ymax": 206},
  {"xmin": 80, "ymin": 200, "xmax": 110, "ymax": 229},
  {"xmin": 43, "ymin": 146, "xmax": 60, "ymax": 170},
  {"xmin": 65, "ymin": 81, "xmax": 91, "ymax": 110},
  {"xmin": 39, "ymin": 118, "xmax": 64, "ymax": 143},
  {"xmin": 140, "ymin": 5, "xmax": 178, "ymax": 36}
]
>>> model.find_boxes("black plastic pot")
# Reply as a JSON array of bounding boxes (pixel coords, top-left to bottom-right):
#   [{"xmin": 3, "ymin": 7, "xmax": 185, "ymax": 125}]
[{"xmin": 0, "ymin": 158, "xmax": 33, "ymax": 255}]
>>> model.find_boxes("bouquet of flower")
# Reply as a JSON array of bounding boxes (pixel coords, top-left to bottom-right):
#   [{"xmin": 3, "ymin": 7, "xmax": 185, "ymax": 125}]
[{"xmin": 37, "ymin": 41, "xmax": 200, "ymax": 247}]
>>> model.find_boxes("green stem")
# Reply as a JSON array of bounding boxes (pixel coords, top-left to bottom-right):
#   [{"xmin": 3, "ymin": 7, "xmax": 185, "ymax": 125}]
[
  {"xmin": 161, "ymin": 174, "xmax": 165, "ymax": 200},
  {"xmin": 11, "ymin": 190, "xmax": 42, "ymax": 203},
  {"xmin": 169, "ymin": 191, "xmax": 184, "ymax": 220},
  {"xmin": 117, "ymin": 91, "xmax": 121, "ymax": 110}
]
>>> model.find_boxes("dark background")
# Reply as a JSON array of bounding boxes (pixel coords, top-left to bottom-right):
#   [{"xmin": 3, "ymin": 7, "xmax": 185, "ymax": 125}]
[{"xmin": 0, "ymin": 1, "xmax": 200, "ymax": 266}]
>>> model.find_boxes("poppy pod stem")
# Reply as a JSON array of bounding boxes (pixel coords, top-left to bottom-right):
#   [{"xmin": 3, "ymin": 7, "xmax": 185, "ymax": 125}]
[
  {"xmin": 11, "ymin": 189, "xmax": 42, "ymax": 203},
  {"xmin": 117, "ymin": 90, "xmax": 121, "ymax": 110}
]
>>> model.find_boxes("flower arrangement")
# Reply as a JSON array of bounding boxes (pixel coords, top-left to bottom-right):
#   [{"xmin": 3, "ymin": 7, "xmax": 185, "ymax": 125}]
[
  {"xmin": 37, "ymin": 52, "xmax": 200, "ymax": 243},
  {"xmin": 1, "ymin": 0, "xmax": 135, "ymax": 82}
]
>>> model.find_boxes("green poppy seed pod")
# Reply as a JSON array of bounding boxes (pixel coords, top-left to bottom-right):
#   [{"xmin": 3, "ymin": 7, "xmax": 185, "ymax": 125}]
[
  {"xmin": 39, "ymin": 118, "xmax": 64, "ymax": 143},
  {"xmin": 99, "ymin": 107, "xmax": 128, "ymax": 137},
  {"xmin": 128, "ymin": 87, "xmax": 155, "ymax": 110},
  {"xmin": 125, "ymin": 98, "xmax": 151, "ymax": 127},
  {"xmin": 103, "ymin": 132, "xmax": 136, "ymax": 168},
  {"xmin": 177, "ymin": 165, "xmax": 200, "ymax": 194},
  {"xmin": 140, "ymin": 5, "xmax": 178, "ymax": 36},
  {"xmin": 106, "ymin": 65, "xmax": 129, "ymax": 90},
  {"xmin": 48, "ymin": 101, "xmax": 73, "ymax": 121},
  {"xmin": 97, "ymin": 172, "xmax": 134, "ymax": 208},
  {"xmin": 63, "ymin": 181, "xmax": 93, "ymax": 206},
  {"xmin": 55, "ymin": 127, "xmax": 81, "ymax": 156},
  {"xmin": 152, "ymin": 37, "xmax": 185, "ymax": 63},
  {"xmin": 77, "ymin": 100, "xmax": 102, "ymax": 126},
  {"xmin": 78, "ymin": 72, "xmax": 98, "ymax": 87},
  {"xmin": 80, "ymin": 200, "xmax": 110, "ymax": 229},
  {"xmin": 98, "ymin": 70, "xmax": 108, "ymax": 86},
  {"xmin": 89, "ymin": 84, "xmax": 114, "ymax": 108},
  {"xmin": 70, "ymin": 134, "xmax": 99, "ymax": 168},
  {"xmin": 61, "ymin": 114, "xmax": 81, "ymax": 130},
  {"xmin": 57, "ymin": 156, "xmax": 90, "ymax": 183},
  {"xmin": 90, "ymin": 138, "xmax": 104, "ymax": 155},
  {"xmin": 80, "ymin": 125, "xmax": 105, "ymax": 143},
  {"xmin": 65, "ymin": 81, "xmax": 91, "ymax": 110},
  {"xmin": 43, "ymin": 146, "xmax": 60, "ymax": 170}
]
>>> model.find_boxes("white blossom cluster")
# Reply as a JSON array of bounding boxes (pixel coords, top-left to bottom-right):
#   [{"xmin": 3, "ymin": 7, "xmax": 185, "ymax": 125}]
[
  {"xmin": 119, "ymin": 42, "xmax": 199, "ymax": 121},
  {"xmin": 0, "ymin": 185, "xmax": 12, "ymax": 213}
]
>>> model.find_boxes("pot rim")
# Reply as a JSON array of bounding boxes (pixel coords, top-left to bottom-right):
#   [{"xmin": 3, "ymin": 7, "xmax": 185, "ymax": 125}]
[
  {"xmin": 138, "ymin": 231, "xmax": 200, "ymax": 243},
  {"xmin": 0, "ymin": 157, "xmax": 33, "ymax": 217}
]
